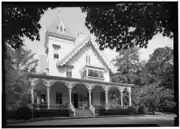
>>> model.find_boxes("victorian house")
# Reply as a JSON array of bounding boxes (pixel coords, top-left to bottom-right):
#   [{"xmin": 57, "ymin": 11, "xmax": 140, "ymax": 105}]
[{"xmin": 28, "ymin": 13, "xmax": 134, "ymax": 117}]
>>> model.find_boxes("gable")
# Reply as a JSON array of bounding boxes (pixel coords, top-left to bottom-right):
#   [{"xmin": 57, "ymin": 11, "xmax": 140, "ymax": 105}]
[
  {"xmin": 67, "ymin": 43, "xmax": 109, "ymax": 70},
  {"xmin": 57, "ymin": 39, "xmax": 113, "ymax": 72}
]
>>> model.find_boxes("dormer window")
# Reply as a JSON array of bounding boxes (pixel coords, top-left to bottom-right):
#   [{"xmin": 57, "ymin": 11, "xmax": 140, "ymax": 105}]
[
  {"xmin": 57, "ymin": 22, "xmax": 66, "ymax": 33},
  {"xmin": 60, "ymin": 25, "xmax": 63, "ymax": 32}
]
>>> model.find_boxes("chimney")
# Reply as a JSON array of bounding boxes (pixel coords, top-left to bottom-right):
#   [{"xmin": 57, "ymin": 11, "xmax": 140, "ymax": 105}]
[{"xmin": 75, "ymin": 32, "xmax": 85, "ymax": 44}]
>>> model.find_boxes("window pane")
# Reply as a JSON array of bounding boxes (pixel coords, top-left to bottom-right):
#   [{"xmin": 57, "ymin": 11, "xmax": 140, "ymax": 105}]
[
  {"xmin": 54, "ymin": 54, "xmax": 59, "ymax": 59},
  {"xmin": 88, "ymin": 69, "xmax": 93, "ymax": 76},
  {"xmin": 99, "ymin": 71, "xmax": 104, "ymax": 78},
  {"xmin": 94, "ymin": 70, "xmax": 98, "ymax": 77},
  {"xmin": 82, "ymin": 70, "xmax": 86, "ymax": 78},
  {"xmin": 67, "ymin": 72, "xmax": 72, "ymax": 77},
  {"xmin": 66, "ymin": 68, "xmax": 72, "ymax": 77}
]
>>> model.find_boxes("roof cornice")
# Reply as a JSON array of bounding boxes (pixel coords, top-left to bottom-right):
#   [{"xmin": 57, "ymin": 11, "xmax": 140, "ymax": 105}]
[{"xmin": 47, "ymin": 31, "xmax": 76, "ymax": 42}]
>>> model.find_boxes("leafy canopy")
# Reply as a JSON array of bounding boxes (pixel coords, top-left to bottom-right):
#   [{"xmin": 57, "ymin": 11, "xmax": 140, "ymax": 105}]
[
  {"xmin": 3, "ymin": 3, "xmax": 62, "ymax": 49},
  {"xmin": 5, "ymin": 45, "xmax": 38, "ymax": 106},
  {"xmin": 111, "ymin": 47, "xmax": 143, "ymax": 84},
  {"xmin": 81, "ymin": 3, "xmax": 177, "ymax": 51},
  {"xmin": 147, "ymin": 46, "xmax": 174, "ymax": 89}
]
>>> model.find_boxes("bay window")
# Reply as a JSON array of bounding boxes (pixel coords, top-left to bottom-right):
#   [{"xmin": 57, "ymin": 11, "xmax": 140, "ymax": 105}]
[{"xmin": 81, "ymin": 68, "xmax": 104, "ymax": 80}]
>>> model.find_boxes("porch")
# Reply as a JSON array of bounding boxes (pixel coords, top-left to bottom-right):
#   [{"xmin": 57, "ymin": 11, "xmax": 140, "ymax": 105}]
[{"xmin": 28, "ymin": 74, "xmax": 134, "ymax": 117}]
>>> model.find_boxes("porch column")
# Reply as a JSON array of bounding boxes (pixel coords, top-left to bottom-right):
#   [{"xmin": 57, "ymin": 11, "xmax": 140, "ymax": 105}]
[
  {"xmin": 29, "ymin": 78, "xmax": 38, "ymax": 108},
  {"xmin": 88, "ymin": 88, "xmax": 92, "ymax": 108},
  {"xmin": 105, "ymin": 87, "xmax": 109, "ymax": 109},
  {"xmin": 37, "ymin": 94, "xmax": 40, "ymax": 109},
  {"xmin": 127, "ymin": 87, "xmax": 132, "ymax": 107},
  {"xmin": 68, "ymin": 87, "xmax": 72, "ymax": 107},
  {"xmin": 43, "ymin": 80, "xmax": 54, "ymax": 109},
  {"xmin": 46, "ymin": 86, "xmax": 50, "ymax": 109},
  {"xmin": 119, "ymin": 87, "xmax": 124, "ymax": 107},
  {"xmin": 31, "ymin": 86, "xmax": 34, "ymax": 106}
]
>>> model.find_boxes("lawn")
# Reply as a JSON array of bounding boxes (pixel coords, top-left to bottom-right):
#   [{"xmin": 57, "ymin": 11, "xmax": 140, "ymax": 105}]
[{"xmin": 6, "ymin": 114, "xmax": 176, "ymax": 127}]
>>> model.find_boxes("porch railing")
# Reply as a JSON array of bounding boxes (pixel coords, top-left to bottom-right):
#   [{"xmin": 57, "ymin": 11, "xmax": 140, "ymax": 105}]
[
  {"xmin": 72, "ymin": 102, "xmax": 89, "ymax": 109},
  {"xmin": 69, "ymin": 103, "xmax": 75, "ymax": 117},
  {"xmin": 90, "ymin": 105, "xmax": 95, "ymax": 116}
]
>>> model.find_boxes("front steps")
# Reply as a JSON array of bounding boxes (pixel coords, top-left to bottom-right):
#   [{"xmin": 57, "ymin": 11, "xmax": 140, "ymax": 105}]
[{"xmin": 75, "ymin": 108, "xmax": 94, "ymax": 117}]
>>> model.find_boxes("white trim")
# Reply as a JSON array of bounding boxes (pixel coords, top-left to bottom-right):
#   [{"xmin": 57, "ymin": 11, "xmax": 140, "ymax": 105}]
[{"xmin": 49, "ymin": 36, "xmax": 74, "ymax": 44}]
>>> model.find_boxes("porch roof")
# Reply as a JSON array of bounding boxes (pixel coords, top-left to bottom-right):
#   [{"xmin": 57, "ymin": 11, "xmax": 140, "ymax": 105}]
[{"xmin": 28, "ymin": 74, "xmax": 135, "ymax": 87}]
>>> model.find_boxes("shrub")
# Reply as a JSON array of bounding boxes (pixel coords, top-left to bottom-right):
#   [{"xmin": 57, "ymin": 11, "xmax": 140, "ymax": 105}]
[
  {"xmin": 95, "ymin": 106, "xmax": 136, "ymax": 116},
  {"xmin": 94, "ymin": 105, "xmax": 106, "ymax": 116},
  {"xmin": 16, "ymin": 106, "xmax": 32, "ymax": 120},
  {"xmin": 137, "ymin": 105, "xmax": 148, "ymax": 114},
  {"xmin": 6, "ymin": 110, "xmax": 17, "ymax": 120},
  {"xmin": 33, "ymin": 109, "xmax": 69, "ymax": 118},
  {"xmin": 127, "ymin": 106, "xmax": 137, "ymax": 114}
]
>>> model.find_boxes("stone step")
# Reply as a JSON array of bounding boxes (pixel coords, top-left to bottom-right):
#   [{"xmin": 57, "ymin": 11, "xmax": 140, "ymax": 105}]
[{"xmin": 75, "ymin": 108, "xmax": 94, "ymax": 117}]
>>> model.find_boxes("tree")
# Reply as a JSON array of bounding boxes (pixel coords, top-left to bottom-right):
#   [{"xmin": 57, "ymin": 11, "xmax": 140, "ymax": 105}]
[
  {"xmin": 111, "ymin": 47, "xmax": 141, "ymax": 84},
  {"xmin": 147, "ymin": 46, "xmax": 174, "ymax": 89},
  {"xmin": 81, "ymin": 3, "xmax": 177, "ymax": 51},
  {"xmin": 5, "ymin": 45, "xmax": 38, "ymax": 108},
  {"xmin": 3, "ymin": 3, "xmax": 63, "ymax": 50},
  {"xmin": 132, "ymin": 82, "xmax": 176, "ymax": 113}
]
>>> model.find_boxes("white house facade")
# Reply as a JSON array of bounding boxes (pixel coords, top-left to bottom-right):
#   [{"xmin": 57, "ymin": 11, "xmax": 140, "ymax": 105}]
[{"xmin": 28, "ymin": 14, "xmax": 134, "ymax": 117}]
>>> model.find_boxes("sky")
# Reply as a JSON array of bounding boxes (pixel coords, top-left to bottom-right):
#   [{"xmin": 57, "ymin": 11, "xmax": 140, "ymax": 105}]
[{"xmin": 25, "ymin": 7, "xmax": 173, "ymax": 62}]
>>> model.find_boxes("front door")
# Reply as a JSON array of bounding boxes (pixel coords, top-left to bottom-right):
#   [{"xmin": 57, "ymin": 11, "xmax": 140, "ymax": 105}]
[{"xmin": 73, "ymin": 93, "xmax": 78, "ymax": 108}]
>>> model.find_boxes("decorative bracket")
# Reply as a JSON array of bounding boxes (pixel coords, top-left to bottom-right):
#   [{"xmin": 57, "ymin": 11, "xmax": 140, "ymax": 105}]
[
  {"xmin": 29, "ymin": 78, "xmax": 39, "ymax": 87},
  {"xmin": 127, "ymin": 87, "xmax": 131, "ymax": 93},
  {"xmin": 118, "ymin": 87, "xmax": 125, "ymax": 93},
  {"xmin": 42, "ymin": 79, "xmax": 57, "ymax": 87}
]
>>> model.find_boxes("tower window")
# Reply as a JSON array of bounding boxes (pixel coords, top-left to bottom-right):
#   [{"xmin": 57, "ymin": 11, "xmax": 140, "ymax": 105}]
[
  {"xmin": 54, "ymin": 53, "xmax": 59, "ymax": 59},
  {"xmin": 66, "ymin": 67, "xmax": 72, "ymax": 78}
]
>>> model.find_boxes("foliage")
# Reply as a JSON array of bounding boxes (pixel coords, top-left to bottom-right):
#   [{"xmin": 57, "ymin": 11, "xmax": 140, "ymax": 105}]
[
  {"xmin": 111, "ymin": 45, "xmax": 174, "ymax": 113},
  {"xmin": 5, "ymin": 45, "xmax": 38, "ymax": 108},
  {"xmin": 132, "ymin": 82, "xmax": 176, "ymax": 112},
  {"xmin": 147, "ymin": 47, "xmax": 174, "ymax": 89},
  {"xmin": 137, "ymin": 104, "xmax": 148, "ymax": 114},
  {"xmin": 16, "ymin": 106, "xmax": 32, "ymax": 120},
  {"xmin": 3, "ymin": 3, "xmax": 63, "ymax": 49},
  {"xmin": 97, "ymin": 107, "xmax": 137, "ymax": 116},
  {"xmin": 33, "ymin": 109, "xmax": 70, "ymax": 118},
  {"xmin": 111, "ymin": 47, "xmax": 141, "ymax": 84},
  {"xmin": 82, "ymin": 3, "xmax": 177, "ymax": 51}
]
